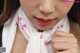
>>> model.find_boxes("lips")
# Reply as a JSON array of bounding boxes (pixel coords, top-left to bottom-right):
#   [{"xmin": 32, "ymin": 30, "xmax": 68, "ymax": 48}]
[{"xmin": 35, "ymin": 18, "xmax": 55, "ymax": 25}]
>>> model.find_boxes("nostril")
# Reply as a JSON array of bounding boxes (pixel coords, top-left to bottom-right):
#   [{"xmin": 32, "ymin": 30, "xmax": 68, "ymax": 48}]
[{"xmin": 40, "ymin": 10, "xmax": 53, "ymax": 15}]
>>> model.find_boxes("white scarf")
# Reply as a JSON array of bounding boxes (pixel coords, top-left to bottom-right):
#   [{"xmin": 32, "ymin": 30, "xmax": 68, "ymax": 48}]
[{"xmin": 2, "ymin": 7, "xmax": 69, "ymax": 53}]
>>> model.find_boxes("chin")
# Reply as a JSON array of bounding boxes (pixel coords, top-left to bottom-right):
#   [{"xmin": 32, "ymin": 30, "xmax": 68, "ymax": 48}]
[{"xmin": 35, "ymin": 25, "xmax": 51, "ymax": 31}]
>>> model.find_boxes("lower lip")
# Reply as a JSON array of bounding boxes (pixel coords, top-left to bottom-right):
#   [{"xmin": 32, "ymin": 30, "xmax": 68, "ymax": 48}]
[{"xmin": 36, "ymin": 18, "xmax": 54, "ymax": 25}]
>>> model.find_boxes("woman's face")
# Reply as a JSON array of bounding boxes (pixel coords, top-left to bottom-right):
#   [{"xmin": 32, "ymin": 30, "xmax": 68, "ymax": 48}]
[{"xmin": 20, "ymin": 0, "xmax": 74, "ymax": 31}]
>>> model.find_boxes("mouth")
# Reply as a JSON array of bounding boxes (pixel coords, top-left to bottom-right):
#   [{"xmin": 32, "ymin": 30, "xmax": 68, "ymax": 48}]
[{"xmin": 35, "ymin": 17, "xmax": 56, "ymax": 25}]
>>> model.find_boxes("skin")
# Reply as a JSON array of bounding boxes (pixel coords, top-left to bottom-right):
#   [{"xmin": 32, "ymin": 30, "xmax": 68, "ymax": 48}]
[
  {"xmin": 52, "ymin": 31, "xmax": 79, "ymax": 53},
  {"xmin": 19, "ymin": 0, "xmax": 79, "ymax": 53}
]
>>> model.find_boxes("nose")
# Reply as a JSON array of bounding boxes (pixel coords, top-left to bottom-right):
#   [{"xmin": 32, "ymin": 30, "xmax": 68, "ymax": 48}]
[{"xmin": 39, "ymin": 0, "xmax": 55, "ymax": 15}]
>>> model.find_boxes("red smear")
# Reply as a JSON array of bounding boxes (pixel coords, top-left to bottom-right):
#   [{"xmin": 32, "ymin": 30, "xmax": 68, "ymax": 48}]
[{"xmin": 22, "ymin": 24, "xmax": 27, "ymax": 30}]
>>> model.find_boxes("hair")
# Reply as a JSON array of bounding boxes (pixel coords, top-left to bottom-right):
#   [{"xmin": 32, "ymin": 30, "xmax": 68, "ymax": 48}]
[{"xmin": 0, "ymin": 0, "xmax": 80, "ymax": 26}]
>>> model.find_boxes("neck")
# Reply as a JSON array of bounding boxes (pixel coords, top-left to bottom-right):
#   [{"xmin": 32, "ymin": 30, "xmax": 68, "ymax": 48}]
[
  {"xmin": 37, "ymin": 28, "xmax": 44, "ymax": 32},
  {"xmin": 38, "ymin": 30, "xmax": 44, "ymax": 32}
]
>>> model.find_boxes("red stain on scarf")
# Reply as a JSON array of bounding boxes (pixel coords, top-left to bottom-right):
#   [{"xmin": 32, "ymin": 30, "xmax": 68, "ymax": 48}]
[{"xmin": 22, "ymin": 24, "xmax": 27, "ymax": 30}]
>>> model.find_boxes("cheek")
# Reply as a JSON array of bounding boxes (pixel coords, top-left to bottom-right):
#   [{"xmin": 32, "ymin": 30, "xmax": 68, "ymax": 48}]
[
  {"xmin": 20, "ymin": 0, "xmax": 38, "ymax": 11},
  {"xmin": 56, "ymin": 2, "xmax": 74, "ymax": 16}
]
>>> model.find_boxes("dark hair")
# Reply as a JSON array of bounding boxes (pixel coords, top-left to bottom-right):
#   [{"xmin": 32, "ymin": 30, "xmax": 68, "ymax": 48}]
[
  {"xmin": 0, "ymin": 0, "xmax": 80, "ymax": 26},
  {"xmin": 0, "ymin": 0, "xmax": 20, "ymax": 26}
]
